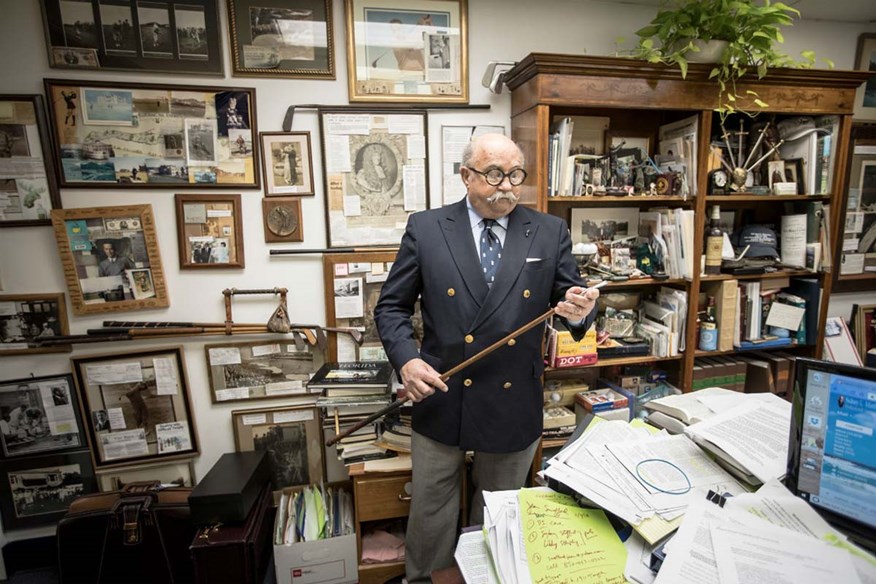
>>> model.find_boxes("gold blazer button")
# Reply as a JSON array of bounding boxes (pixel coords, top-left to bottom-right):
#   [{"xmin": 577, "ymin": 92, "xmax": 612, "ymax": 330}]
[
  {"xmin": 523, "ymin": 289, "xmax": 531, "ymax": 298},
  {"xmin": 447, "ymin": 288, "xmax": 455, "ymax": 296},
  {"xmin": 507, "ymin": 339, "xmax": 516, "ymax": 346},
  {"xmin": 464, "ymin": 378, "xmax": 473, "ymax": 387},
  {"xmin": 464, "ymin": 334, "xmax": 474, "ymax": 343},
  {"xmin": 503, "ymin": 382, "xmax": 512, "ymax": 389}
]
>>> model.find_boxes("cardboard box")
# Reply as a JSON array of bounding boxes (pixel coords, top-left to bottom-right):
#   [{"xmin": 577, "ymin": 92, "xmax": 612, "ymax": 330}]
[
  {"xmin": 274, "ymin": 534, "xmax": 358, "ymax": 584},
  {"xmin": 547, "ymin": 323, "xmax": 597, "ymax": 368}
]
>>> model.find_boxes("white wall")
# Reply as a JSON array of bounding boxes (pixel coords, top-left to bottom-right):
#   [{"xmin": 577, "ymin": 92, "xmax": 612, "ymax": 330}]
[{"xmin": 0, "ymin": 0, "xmax": 874, "ymax": 552}]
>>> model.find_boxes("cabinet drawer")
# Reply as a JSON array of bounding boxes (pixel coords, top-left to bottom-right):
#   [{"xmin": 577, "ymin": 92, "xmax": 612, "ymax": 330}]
[{"xmin": 355, "ymin": 474, "xmax": 413, "ymax": 522}]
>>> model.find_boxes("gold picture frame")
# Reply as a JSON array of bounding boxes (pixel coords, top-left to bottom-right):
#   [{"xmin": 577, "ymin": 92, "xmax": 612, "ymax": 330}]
[
  {"xmin": 174, "ymin": 194, "xmax": 245, "ymax": 269},
  {"xmin": 0, "ymin": 293, "xmax": 71, "ymax": 356}
]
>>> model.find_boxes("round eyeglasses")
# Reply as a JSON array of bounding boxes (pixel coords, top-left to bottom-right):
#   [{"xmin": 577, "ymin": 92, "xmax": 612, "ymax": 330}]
[{"xmin": 467, "ymin": 167, "xmax": 527, "ymax": 186}]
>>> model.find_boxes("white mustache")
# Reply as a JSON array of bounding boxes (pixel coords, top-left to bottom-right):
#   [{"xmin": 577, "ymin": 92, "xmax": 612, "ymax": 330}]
[{"xmin": 487, "ymin": 192, "xmax": 519, "ymax": 204}]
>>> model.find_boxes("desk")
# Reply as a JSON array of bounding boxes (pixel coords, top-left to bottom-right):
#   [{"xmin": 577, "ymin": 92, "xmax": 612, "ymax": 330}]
[{"xmin": 431, "ymin": 565, "xmax": 464, "ymax": 584}]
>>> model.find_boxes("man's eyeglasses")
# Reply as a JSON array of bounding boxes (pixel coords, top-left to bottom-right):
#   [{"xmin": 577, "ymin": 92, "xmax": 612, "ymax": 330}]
[{"xmin": 466, "ymin": 167, "xmax": 527, "ymax": 186}]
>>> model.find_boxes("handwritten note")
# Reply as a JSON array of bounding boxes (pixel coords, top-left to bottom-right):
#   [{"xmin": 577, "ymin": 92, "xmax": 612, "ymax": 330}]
[{"xmin": 519, "ymin": 489, "xmax": 626, "ymax": 584}]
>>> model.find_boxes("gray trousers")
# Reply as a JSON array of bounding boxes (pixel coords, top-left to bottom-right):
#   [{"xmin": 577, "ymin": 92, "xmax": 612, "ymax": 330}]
[{"xmin": 405, "ymin": 430, "xmax": 539, "ymax": 584}]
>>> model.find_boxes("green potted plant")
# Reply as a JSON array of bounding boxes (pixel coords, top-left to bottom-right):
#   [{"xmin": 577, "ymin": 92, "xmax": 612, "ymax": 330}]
[{"xmin": 632, "ymin": 0, "xmax": 831, "ymax": 120}]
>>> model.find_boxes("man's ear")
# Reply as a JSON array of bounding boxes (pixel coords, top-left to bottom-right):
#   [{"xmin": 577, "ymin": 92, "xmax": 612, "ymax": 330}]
[{"xmin": 459, "ymin": 166, "xmax": 472, "ymax": 188}]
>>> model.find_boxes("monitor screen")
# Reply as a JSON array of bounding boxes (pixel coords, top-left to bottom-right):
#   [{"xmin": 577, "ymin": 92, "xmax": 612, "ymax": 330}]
[{"xmin": 785, "ymin": 358, "xmax": 876, "ymax": 550}]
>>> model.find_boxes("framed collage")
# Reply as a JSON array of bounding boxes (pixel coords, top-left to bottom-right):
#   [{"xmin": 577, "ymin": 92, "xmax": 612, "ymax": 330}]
[
  {"xmin": 174, "ymin": 194, "xmax": 245, "ymax": 269},
  {"xmin": 0, "ymin": 294, "xmax": 70, "ymax": 356}
]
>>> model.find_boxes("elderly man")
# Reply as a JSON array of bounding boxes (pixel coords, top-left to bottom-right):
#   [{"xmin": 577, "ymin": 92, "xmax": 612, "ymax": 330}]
[{"xmin": 375, "ymin": 133, "xmax": 599, "ymax": 582}]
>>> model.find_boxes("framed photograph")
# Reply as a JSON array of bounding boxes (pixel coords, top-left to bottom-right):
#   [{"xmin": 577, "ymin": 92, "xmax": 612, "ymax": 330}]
[
  {"xmin": 320, "ymin": 110, "xmax": 429, "ymax": 247},
  {"xmin": 51, "ymin": 205, "xmax": 168, "ymax": 316},
  {"xmin": 40, "ymin": 0, "xmax": 223, "ymax": 75},
  {"xmin": 0, "ymin": 450, "xmax": 96, "ymax": 529},
  {"xmin": 853, "ymin": 304, "xmax": 876, "ymax": 362},
  {"xmin": 344, "ymin": 0, "xmax": 468, "ymax": 103},
  {"xmin": 174, "ymin": 194, "xmax": 245, "ymax": 269},
  {"xmin": 569, "ymin": 207, "xmax": 640, "ymax": 245},
  {"xmin": 260, "ymin": 132, "xmax": 314, "ymax": 196},
  {"xmin": 0, "ymin": 294, "xmax": 70, "ymax": 356},
  {"xmin": 71, "ymin": 347, "xmax": 199, "ymax": 469},
  {"xmin": 0, "ymin": 95, "xmax": 63, "ymax": 227},
  {"xmin": 0, "ymin": 375, "xmax": 85, "ymax": 458},
  {"xmin": 784, "ymin": 158, "xmax": 805, "ymax": 195},
  {"xmin": 323, "ymin": 251, "xmax": 423, "ymax": 361},
  {"xmin": 227, "ymin": 0, "xmax": 334, "ymax": 79},
  {"xmin": 204, "ymin": 339, "xmax": 325, "ymax": 403},
  {"xmin": 232, "ymin": 405, "xmax": 322, "ymax": 493},
  {"xmin": 263, "ymin": 197, "xmax": 304, "ymax": 243},
  {"xmin": 44, "ymin": 80, "xmax": 259, "ymax": 189},
  {"xmin": 95, "ymin": 459, "xmax": 196, "ymax": 492},
  {"xmin": 854, "ymin": 34, "xmax": 876, "ymax": 121}
]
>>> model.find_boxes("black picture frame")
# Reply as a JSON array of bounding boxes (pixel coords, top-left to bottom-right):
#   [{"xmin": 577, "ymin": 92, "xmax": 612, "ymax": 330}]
[
  {"xmin": 40, "ymin": 0, "xmax": 223, "ymax": 76},
  {"xmin": 0, "ymin": 450, "xmax": 96, "ymax": 530}
]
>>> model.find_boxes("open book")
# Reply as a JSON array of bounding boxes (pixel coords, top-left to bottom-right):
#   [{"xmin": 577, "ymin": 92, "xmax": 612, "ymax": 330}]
[{"xmin": 643, "ymin": 387, "xmax": 738, "ymax": 424}]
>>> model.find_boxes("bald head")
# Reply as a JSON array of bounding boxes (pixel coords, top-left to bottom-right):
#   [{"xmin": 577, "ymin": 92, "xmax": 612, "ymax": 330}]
[
  {"xmin": 461, "ymin": 133, "xmax": 524, "ymax": 169},
  {"xmin": 460, "ymin": 133, "xmax": 525, "ymax": 220}
]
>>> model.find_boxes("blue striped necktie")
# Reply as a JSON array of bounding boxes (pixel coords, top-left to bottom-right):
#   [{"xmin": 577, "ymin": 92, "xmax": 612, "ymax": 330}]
[{"xmin": 480, "ymin": 219, "xmax": 502, "ymax": 287}]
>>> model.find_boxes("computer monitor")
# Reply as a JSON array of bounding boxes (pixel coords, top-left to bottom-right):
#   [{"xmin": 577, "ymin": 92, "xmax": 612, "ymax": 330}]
[{"xmin": 785, "ymin": 358, "xmax": 876, "ymax": 551}]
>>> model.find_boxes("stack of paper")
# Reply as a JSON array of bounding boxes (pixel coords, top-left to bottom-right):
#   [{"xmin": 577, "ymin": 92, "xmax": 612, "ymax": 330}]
[{"xmin": 274, "ymin": 485, "xmax": 354, "ymax": 545}]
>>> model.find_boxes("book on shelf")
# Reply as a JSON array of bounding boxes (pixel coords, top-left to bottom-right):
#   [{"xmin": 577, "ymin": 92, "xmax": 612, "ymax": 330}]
[{"xmin": 307, "ymin": 361, "xmax": 393, "ymax": 396}]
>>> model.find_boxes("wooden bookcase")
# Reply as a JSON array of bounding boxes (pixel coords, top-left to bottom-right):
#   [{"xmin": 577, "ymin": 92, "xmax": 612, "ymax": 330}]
[{"xmin": 505, "ymin": 53, "xmax": 871, "ymax": 391}]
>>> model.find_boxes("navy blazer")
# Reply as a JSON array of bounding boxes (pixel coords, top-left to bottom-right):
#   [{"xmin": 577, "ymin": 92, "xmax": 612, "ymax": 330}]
[{"xmin": 375, "ymin": 199, "xmax": 595, "ymax": 453}]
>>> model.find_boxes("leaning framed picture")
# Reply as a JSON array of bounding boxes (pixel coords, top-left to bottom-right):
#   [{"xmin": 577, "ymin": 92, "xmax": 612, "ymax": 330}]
[
  {"xmin": 854, "ymin": 34, "xmax": 876, "ymax": 121},
  {"xmin": 95, "ymin": 459, "xmax": 196, "ymax": 492},
  {"xmin": 227, "ymin": 0, "xmax": 335, "ymax": 79},
  {"xmin": 0, "ymin": 450, "xmax": 96, "ymax": 529},
  {"xmin": 319, "ymin": 110, "xmax": 429, "ymax": 247},
  {"xmin": 260, "ymin": 132, "xmax": 315, "ymax": 196},
  {"xmin": 44, "ymin": 79, "xmax": 259, "ymax": 188},
  {"xmin": 0, "ymin": 95, "xmax": 62, "ymax": 227},
  {"xmin": 0, "ymin": 294, "xmax": 71, "ymax": 356},
  {"xmin": 853, "ymin": 303, "xmax": 876, "ymax": 361},
  {"xmin": 51, "ymin": 205, "xmax": 169, "ymax": 316},
  {"xmin": 232, "ymin": 405, "xmax": 323, "ymax": 494},
  {"xmin": 174, "ymin": 194, "xmax": 245, "ymax": 269},
  {"xmin": 39, "ymin": 0, "xmax": 223, "ymax": 75},
  {"xmin": 0, "ymin": 374, "xmax": 86, "ymax": 458},
  {"xmin": 71, "ymin": 347, "xmax": 199, "ymax": 469},
  {"xmin": 344, "ymin": 0, "xmax": 468, "ymax": 103}
]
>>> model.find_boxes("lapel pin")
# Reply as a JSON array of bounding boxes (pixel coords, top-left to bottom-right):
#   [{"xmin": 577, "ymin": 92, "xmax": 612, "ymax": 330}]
[{"xmin": 525, "ymin": 229, "xmax": 531, "ymax": 237}]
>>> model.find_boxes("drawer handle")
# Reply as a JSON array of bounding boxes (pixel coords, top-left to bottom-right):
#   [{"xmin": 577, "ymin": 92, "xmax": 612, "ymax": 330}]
[{"xmin": 398, "ymin": 493, "xmax": 412, "ymax": 502}]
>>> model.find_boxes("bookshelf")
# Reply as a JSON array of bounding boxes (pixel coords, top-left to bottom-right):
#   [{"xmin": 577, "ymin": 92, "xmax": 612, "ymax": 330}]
[{"xmin": 505, "ymin": 53, "xmax": 870, "ymax": 392}]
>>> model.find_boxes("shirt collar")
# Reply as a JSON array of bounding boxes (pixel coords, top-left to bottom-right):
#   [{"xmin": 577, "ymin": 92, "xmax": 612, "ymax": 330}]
[{"xmin": 465, "ymin": 197, "xmax": 509, "ymax": 231}]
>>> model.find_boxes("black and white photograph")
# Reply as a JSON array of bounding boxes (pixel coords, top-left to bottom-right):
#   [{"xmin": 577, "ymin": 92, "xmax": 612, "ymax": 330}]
[
  {"xmin": 253, "ymin": 423, "xmax": 309, "ymax": 489},
  {"xmin": 93, "ymin": 410, "xmax": 110, "ymax": 432},
  {"xmin": 138, "ymin": 2, "xmax": 173, "ymax": 57},
  {"xmin": 60, "ymin": 0, "xmax": 99, "ymax": 48},
  {"xmin": 0, "ymin": 375, "xmax": 84, "ymax": 458},
  {"xmin": 248, "ymin": 6, "xmax": 315, "ymax": 61},
  {"xmin": 175, "ymin": 4, "xmax": 208, "ymax": 59},
  {"xmin": 570, "ymin": 207, "xmax": 640, "ymax": 245},
  {"xmin": 424, "ymin": 32, "xmax": 453, "ymax": 83},
  {"xmin": 96, "ymin": 460, "xmax": 195, "ymax": 491},
  {"xmin": 98, "ymin": 378, "xmax": 175, "ymax": 443},
  {"xmin": 185, "ymin": 119, "xmax": 217, "ymax": 164},
  {"xmin": 99, "ymin": 3, "xmax": 137, "ymax": 54},
  {"xmin": 0, "ymin": 125, "xmax": 30, "ymax": 158},
  {"xmin": 164, "ymin": 133, "xmax": 185, "ymax": 158},
  {"xmin": 261, "ymin": 132, "xmax": 314, "ymax": 196},
  {"xmin": 215, "ymin": 91, "xmax": 250, "ymax": 137},
  {"xmin": 0, "ymin": 294, "xmax": 68, "ymax": 356}
]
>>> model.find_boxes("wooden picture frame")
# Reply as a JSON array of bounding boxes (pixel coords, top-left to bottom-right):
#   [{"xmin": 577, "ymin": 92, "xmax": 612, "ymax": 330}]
[
  {"xmin": 263, "ymin": 197, "xmax": 304, "ymax": 243},
  {"xmin": 319, "ymin": 109, "xmax": 429, "ymax": 247},
  {"xmin": 51, "ymin": 205, "xmax": 169, "ymax": 316},
  {"xmin": 0, "ymin": 95, "xmax": 62, "ymax": 227},
  {"xmin": 0, "ymin": 374, "xmax": 86, "ymax": 458},
  {"xmin": 260, "ymin": 132, "xmax": 314, "ymax": 196},
  {"xmin": 854, "ymin": 34, "xmax": 876, "ymax": 121},
  {"xmin": 204, "ymin": 339, "xmax": 325, "ymax": 404},
  {"xmin": 0, "ymin": 450, "xmax": 96, "ymax": 529},
  {"xmin": 854, "ymin": 303, "xmax": 876, "ymax": 361},
  {"xmin": 95, "ymin": 459, "xmax": 196, "ymax": 492},
  {"xmin": 174, "ymin": 194, "xmax": 245, "ymax": 269},
  {"xmin": 232, "ymin": 405, "xmax": 323, "ymax": 493},
  {"xmin": 44, "ymin": 79, "xmax": 259, "ymax": 189},
  {"xmin": 40, "ymin": 0, "xmax": 223, "ymax": 76},
  {"xmin": 0, "ymin": 294, "xmax": 71, "ymax": 356},
  {"xmin": 71, "ymin": 347, "xmax": 199, "ymax": 469},
  {"xmin": 227, "ymin": 0, "xmax": 334, "ymax": 79},
  {"xmin": 344, "ymin": 0, "xmax": 468, "ymax": 103}
]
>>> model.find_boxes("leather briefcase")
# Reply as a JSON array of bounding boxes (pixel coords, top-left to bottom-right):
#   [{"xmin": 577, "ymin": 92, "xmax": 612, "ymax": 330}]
[
  {"xmin": 190, "ymin": 483, "xmax": 275, "ymax": 584},
  {"xmin": 57, "ymin": 481, "xmax": 197, "ymax": 584}
]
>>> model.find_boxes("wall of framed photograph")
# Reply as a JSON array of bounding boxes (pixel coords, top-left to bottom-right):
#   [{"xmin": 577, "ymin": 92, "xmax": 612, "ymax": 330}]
[
  {"xmin": 227, "ymin": 0, "xmax": 334, "ymax": 79},
  {"xmin": 44, "ymin": 79, "xmax": 259, "ymax": 188},
  {"xmin": 319, "ymin": 110, "xmax": 429, "ymax": 248},
  {"xmin": 260, "ymin": 132, "xmax": 314, "ymax": 196},
  {"xmin": 174, "ymin": 194, "xmax": 245, "ymax": 269},
  {"xmin": 40, "ymin": 0, "xmax": 223, "ymax": 75},
  {"xmin": 95, "ymin": 459, "xmax": 196, "ymax": 492},
  {"xmin": 204, "ymin": 339, "xmax": 325, "ymax": 404},
  {"xmin": 0, "ymin": 294, "xmax": 70, "ymax": 356},
  {"xmin": 231, "ymin": 405, "xmax": 322, "ymax": 495},
  {"xmin": 0, "ymin": 95, "xmax": 62, "ymax": 227},
  {"xmin": 51, "ymin": 204, "xmax": 169, "ymax": 316},
  {"xmin": 344, "ymin": 0, "xmax": 468, "ymax": 103},
  {"xmin": 854, "ymin": 34, "xmax": 876, "ymax": 121},
  {"xmin": 70, "ymin": 347, "xmax": 199, "ymax": 469},
  {"xmin": 263, "ymin": 197, "xmax": 304, "ymax": 243},
  {"xmin": 0, "ymin": 374, "xmax": 86, "ymax": 459},
  {"xmin": 0, "ymin": 449, "xmax": 96, "ymax": 530}
]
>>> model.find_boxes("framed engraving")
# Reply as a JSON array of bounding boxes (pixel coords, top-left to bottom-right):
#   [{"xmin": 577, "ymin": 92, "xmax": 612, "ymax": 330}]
[
  {"xmin": 260, "ymin": 132, "xmax": 314, "ymax": 196},
  {"xmin": 232, "ymin": 405, "xmax": 322, "ymax": 493},
  {"xmin": 0, "ymin": 294, "xmax": 71, "ymax": 356},
  {"xmin": 51, "ymin": 205, "xmax": 169, "ymax": 316},
  {"xmin": 0, "ymin": 95, "xmax": 63, "ymax": 227},
  {"xmin": 175, "ymin": 194, "xmax": 245, "ymax": 269},
  {"xmin": 204, "ymin": 339, "xmax": 325, "ymax": 404},
  {"xmin": 344, "ymin": 0, "xmax": 468, "ymax": 103},
  {"xmin": 319, "ymin": 110, "xmax": 429, "ymax": 247},
  {"xmin": 0, "ymin": 374, "xmax": 86, "ymax": 458},
  {"xmin": 44, "ymin": 79, "xmax": 259, "ymax": 189},
  {"xmin": 227, "ymin": 0, "xmax": 334, "ymax": 79},
  {"xmin": 263, "ymin": 197, "xmax": 304, "ymax": 243},
  {"xmin": 95, "ymin": 459, "xmax": 196, "ymax": 492},
  {"xmin": 40, "ymin": 0, "xmax": 223, "ymax": 75},
  {"xmin": 71, "ymin": 347, "xmax": 199, "ymax": 469},
  {"xmin": 854, "ymin": 34, "xmax": 876, "ymax": 121}
]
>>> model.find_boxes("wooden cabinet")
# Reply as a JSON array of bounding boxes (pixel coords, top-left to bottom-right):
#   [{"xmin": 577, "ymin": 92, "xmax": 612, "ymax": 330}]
[{"xmin": 505, "ymin": 54, "xmax": 870, "ymax": 391}]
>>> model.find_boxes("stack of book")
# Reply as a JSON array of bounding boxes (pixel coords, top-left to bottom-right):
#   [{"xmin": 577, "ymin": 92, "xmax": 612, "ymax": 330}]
[{"xmin": 693, "ymin": 352, "xmax": 796, "ymax": 396}]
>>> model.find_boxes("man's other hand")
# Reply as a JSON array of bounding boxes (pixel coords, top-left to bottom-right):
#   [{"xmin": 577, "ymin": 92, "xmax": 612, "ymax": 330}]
[
  {"xmin": 554, "ymin": 285, "xmax": 599, "ymax": 322},
  {"xmin": 400, "ymin": 358, "xmax": 448, "ymax": 402}
]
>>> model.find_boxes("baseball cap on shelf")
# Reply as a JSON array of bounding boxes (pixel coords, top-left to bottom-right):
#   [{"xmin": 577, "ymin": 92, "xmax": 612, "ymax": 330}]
[{"xmin": 732, "ymin": 225, "xmax": 779, "ymax": 259}]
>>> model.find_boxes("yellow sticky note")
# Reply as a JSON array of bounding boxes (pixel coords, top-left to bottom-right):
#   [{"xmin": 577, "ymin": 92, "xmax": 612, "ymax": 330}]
[{"xmin": 519, "ymin": 488, "xmax": 626, "ymax": 584}]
